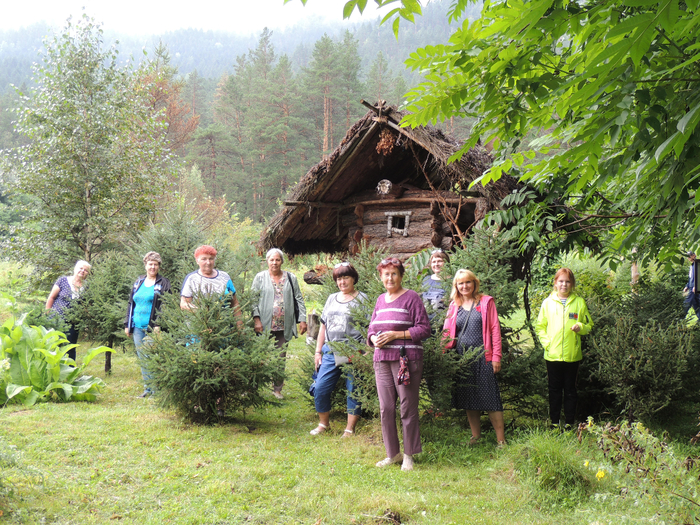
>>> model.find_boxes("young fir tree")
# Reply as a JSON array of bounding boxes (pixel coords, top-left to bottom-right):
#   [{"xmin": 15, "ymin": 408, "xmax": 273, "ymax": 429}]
[
  {"xmin": 66, "ymin": 250, "xmax": 136, "ymax": 372},
  {"xmin": 147, "ymin": 292, "xmax": 284, "ymax": 424}
]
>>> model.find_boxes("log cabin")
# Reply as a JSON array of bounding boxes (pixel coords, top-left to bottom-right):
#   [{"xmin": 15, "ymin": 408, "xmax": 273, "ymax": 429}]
[{"xmin": 259, "ymin": 101, "xmax": 520, "ymax": 260}]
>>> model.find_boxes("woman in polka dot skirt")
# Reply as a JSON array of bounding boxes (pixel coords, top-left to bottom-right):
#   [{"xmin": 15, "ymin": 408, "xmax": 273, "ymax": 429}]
[{"xmin": 443, "ymin": 269, "xmax": 506, "ymax": 447}]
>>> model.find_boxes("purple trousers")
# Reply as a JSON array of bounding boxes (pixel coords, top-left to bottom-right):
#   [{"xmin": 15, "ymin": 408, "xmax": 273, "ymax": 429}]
[{"xmin": 374, "ymin": 359, "xmax": 423, "ymax": 457}]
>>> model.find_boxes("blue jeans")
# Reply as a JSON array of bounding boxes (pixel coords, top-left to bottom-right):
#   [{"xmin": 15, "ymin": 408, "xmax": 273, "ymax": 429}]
[
  {"xmin": 314, "ymin": 344, "xmax": 361, "ymax": 415},
  {"xmin": 133, "ymin": 327, "xmax": 154, "ymax": 394}
]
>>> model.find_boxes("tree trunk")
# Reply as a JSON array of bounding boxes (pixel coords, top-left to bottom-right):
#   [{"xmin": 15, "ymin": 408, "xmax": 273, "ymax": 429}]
[{"xmin": 105, "ymin": 334, "xmax": 114, "ymax": 374}]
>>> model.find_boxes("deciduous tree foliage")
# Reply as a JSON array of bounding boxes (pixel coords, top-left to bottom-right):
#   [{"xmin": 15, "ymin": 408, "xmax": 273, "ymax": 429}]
[
  {"xmin": 331, "ymin": 0, "xmax": 700, "ymax": 261},
  {"xmin": 2, "ymin": 15, "xmax": 173, "ymax": 273}
]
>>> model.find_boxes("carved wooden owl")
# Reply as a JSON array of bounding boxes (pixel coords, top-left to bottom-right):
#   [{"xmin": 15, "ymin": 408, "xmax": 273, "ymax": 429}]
[{"xmin": 376, "ymin": 179, "xmax": 392, "ymax": 195}]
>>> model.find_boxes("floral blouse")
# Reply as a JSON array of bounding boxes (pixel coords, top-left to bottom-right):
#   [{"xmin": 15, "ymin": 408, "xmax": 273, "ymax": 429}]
[{"xmin": 270, "ymin": 273, "xmax": 286, "ymax": 331}]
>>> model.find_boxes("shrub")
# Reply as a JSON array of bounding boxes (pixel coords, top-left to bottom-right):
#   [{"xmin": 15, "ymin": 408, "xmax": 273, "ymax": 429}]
[
  {"xmin": 126, "ymin": 207, "xmax": 209, "ymax": 294},
  {"xmin": 592, "ymin": 317, "xmax": 691, "ymax": 421},
  {"xmin": 66, "ymin": 250, "xmax": 135, "ymax": 349},
  {"xmin": 295, "ymin": 244, "xmax": 388, "ymax": 417},
  {"xmin": 0, "ymin": 317, "xmax": 111, "ymax": 405},
  {"xmin": 583, "ymin": 279, "xmax": 692, "ymax": 422},
  {"xmin": 127, "ymin": 206, "xmax": 262, "ymax": 296},
  {"xmin": 146, "ymin": 293, "xmax": 284, "ymax": 424},
  {"xmin": 295, "ymin": 229, "xmax": 534, "ymax": 420}
]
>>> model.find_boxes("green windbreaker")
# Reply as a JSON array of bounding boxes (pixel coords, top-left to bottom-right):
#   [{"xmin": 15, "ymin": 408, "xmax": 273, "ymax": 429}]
[{"xmin": 535, "ymin": 291, "xmax": 593, "ymax": 362}]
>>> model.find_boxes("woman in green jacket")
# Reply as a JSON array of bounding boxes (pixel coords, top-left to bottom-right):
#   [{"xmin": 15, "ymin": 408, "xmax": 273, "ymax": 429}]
[
  {"xmin": 535, "ymin": 268, "xmax": 593, "ymax": 429},
  {"xmin": 251, "ymin": 248, "xmax": 307, "ymax": 399}
]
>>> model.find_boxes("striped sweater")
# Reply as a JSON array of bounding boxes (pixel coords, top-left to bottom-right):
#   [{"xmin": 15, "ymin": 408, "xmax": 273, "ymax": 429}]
[{"xmin": 367, "ymin": 289, "xmax": 431, "ymax": 362}]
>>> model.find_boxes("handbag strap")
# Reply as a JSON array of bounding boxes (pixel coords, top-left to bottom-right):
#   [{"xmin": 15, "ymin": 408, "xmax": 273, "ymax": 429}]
[{"xmin": 287, "ymin": 271, "xmax": 299, "ymax": 313}]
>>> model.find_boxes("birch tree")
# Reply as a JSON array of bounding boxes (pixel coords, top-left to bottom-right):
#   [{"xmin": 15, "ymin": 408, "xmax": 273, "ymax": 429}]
[{"xmin": 2, "ymin": 14, "xmax": 173, "ymax": 274}]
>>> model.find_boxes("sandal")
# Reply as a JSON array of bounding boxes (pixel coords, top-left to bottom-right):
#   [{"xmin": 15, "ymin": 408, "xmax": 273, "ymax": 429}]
[
  {"xmin": 375, "ymin": 453, "xmax": 402, "ymax": 468},
  {"xmin": 496, "ymin": 440, "xmax": 507, "ymax": 449},
  {"xmin": 469, "ymin": 435, "xmax": 481, "ymax": 446},
  {"xmin": 401, "ymin": 454, "xmax": 414, "ymax": 472},
  {"xmin": 340, "ymin": 429, "xmax": 354, "ymax": 439},
  {"xmin": 310, "ymin": 423, "xmax": 329, "ymax": 436}
]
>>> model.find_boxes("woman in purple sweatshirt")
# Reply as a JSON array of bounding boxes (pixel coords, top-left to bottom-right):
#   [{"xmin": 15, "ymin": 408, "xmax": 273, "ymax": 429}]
[{"xmin": 368, "ymin": 257, "xmax": 431, "ymax": 472}]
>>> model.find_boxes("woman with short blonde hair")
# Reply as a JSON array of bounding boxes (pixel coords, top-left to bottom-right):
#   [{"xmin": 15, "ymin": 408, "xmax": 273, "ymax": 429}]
[{"xmin": 45, "ymin": 260, "xmax": 92, "ymax": 361}]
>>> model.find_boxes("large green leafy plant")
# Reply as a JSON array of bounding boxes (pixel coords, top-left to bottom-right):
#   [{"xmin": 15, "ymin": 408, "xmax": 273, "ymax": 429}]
[{"xmin": 0, "ymin": 318, "xmax": 111, "ymax": 406}]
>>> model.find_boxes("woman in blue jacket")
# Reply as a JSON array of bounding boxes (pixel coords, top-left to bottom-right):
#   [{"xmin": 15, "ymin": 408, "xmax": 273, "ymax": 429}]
[{"xmin": 124, "ymin": 252, "xmax": 171, "ymax": 398}]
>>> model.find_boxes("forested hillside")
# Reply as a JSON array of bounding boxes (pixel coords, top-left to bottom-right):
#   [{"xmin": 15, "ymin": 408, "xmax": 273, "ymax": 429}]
[{"xmin": 0, "ymin": 0, "xmax": 480, "ymax": 224}]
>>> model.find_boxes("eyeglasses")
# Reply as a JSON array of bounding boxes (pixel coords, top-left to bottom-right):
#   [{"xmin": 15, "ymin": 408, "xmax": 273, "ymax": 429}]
[
  {"xmin": 431, "ymin": 248, "xmax": 443, "ymax": 254},
  {"xmin": 380, "ymin": 258, "xmax": 401, "ymax": 266},
  {"xmin": 334, "ymin": 262, "xmax": 351, "ymax": 268}
]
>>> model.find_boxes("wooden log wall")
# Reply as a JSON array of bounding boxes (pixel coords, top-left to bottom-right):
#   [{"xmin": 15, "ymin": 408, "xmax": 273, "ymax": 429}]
[{"xmin": 346, "ymin": 196, "xmax": 460, "ymax": 258}]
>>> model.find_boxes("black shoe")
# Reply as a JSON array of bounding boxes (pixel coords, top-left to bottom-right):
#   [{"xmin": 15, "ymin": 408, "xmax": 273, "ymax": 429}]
[{"xmin": 136, "ymin": 391, "xmax": 150, "ymax": 398}]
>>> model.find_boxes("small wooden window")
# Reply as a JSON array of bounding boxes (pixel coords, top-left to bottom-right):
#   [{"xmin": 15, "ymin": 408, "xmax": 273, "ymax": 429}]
[
  {"xmin": 385, "ymin": 211, "xmax": 412, "ymax": 238},
  {"xmin": 392, "ymin": 216, "xmax": 406, "ymax": 230}
]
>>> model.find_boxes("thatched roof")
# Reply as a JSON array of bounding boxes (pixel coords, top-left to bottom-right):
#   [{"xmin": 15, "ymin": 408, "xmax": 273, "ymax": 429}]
[{"xmin": 259, "ymin": 102, "xmax": 519, "ymax": 255}]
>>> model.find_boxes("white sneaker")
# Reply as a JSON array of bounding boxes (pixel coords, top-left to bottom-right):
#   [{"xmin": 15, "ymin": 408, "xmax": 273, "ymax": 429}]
[
  {"xmin": 401, "ymin": 454, "xmax": 414, "ymax": 471},
  {"xmin": 375, "ymin": 453, "xmax": 402, "ymax": 468}
]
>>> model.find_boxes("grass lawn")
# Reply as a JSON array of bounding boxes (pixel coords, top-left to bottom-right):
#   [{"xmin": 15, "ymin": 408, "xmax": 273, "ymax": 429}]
[{"xmin": 0, "ymin": 336, "xmax": 680, "ymax": 524}]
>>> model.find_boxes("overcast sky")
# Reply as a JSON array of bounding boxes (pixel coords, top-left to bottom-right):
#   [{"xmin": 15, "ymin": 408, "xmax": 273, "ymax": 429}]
[{"xmin": 1, "ymin": 0, "xmax": 391, "ymax": 35}]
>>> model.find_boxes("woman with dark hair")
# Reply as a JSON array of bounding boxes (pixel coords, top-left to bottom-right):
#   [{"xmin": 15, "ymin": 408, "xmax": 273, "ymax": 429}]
[
  {"xmin": 443, "ymin": 269, "xmax": 505, "ymax": 446},
  {"xmin": 124, "ymin": 251, "xmax": 172, "ymax": 398},
  {"xmin": 422, "ymin": 249, "xmax": 450, "ymax": 313},
  {"xmin": 536, "ymin": 268, "xmax": 593, "ymax": 430},
  {"xmin": 251, "ymin": 248, "xmax": 307, "ymax": 399},
  {"xmin": 368, "ymin": 257, "xmax": 431, "ymax": 471},
  {"xmin": 46, "ymin": 259, "xmax": 92, "ymax": 361},
  {"xmin": 310, "ymin": 262, "xmax": 367, "ymax": 437}
]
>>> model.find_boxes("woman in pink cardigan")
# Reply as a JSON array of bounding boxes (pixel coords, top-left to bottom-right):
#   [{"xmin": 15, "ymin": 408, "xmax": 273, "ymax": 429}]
[{"xmin": 443, "ymin": 269, "xmax": 506, "ymax": 447}]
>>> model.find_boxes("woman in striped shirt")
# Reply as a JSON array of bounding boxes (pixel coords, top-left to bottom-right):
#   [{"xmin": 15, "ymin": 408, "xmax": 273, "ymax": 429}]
[{"xmin": 368, "ymin": 258, "xmax": 431, "ymax": 472}]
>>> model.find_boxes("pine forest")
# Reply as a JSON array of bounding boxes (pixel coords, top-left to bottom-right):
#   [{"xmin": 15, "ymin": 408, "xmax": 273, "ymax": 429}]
[{"xmin": 0, "ymin": 0, "xmax": 481, "ymax": 223}]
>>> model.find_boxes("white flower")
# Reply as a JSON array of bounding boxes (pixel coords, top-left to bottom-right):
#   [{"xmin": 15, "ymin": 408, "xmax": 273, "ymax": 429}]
[{"xmin": 1, "ymin": 358, "xmax": 10, "ymax": 371}]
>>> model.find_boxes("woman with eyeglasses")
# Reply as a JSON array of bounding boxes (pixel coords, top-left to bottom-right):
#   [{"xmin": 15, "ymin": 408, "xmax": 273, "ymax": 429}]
[
  {"xmin": 368, "ymin": 257, "xmax": 431, "ymax": 471},
  {"xmin": 423, "ymin": 249, "xmax": 450, "ymax": 314},
  {"xmin": 310, "ymin": 262, "xmax": 367, "ymax": 437},
  {"xmin": 443, "ymin": 269, "xmax": 506, "ymax": 447}
]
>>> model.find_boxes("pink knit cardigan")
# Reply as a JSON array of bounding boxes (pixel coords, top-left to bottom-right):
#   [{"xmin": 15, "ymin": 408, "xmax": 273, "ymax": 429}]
[{"xmin": 443, "ymin": 295, "xmax": 502, "ymax": 362}]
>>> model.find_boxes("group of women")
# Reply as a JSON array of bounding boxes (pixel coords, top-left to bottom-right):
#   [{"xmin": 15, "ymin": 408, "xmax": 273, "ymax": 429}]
[{"xmin": 47, "ymin": 246, "xmax": 592, "ymax": 470}]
